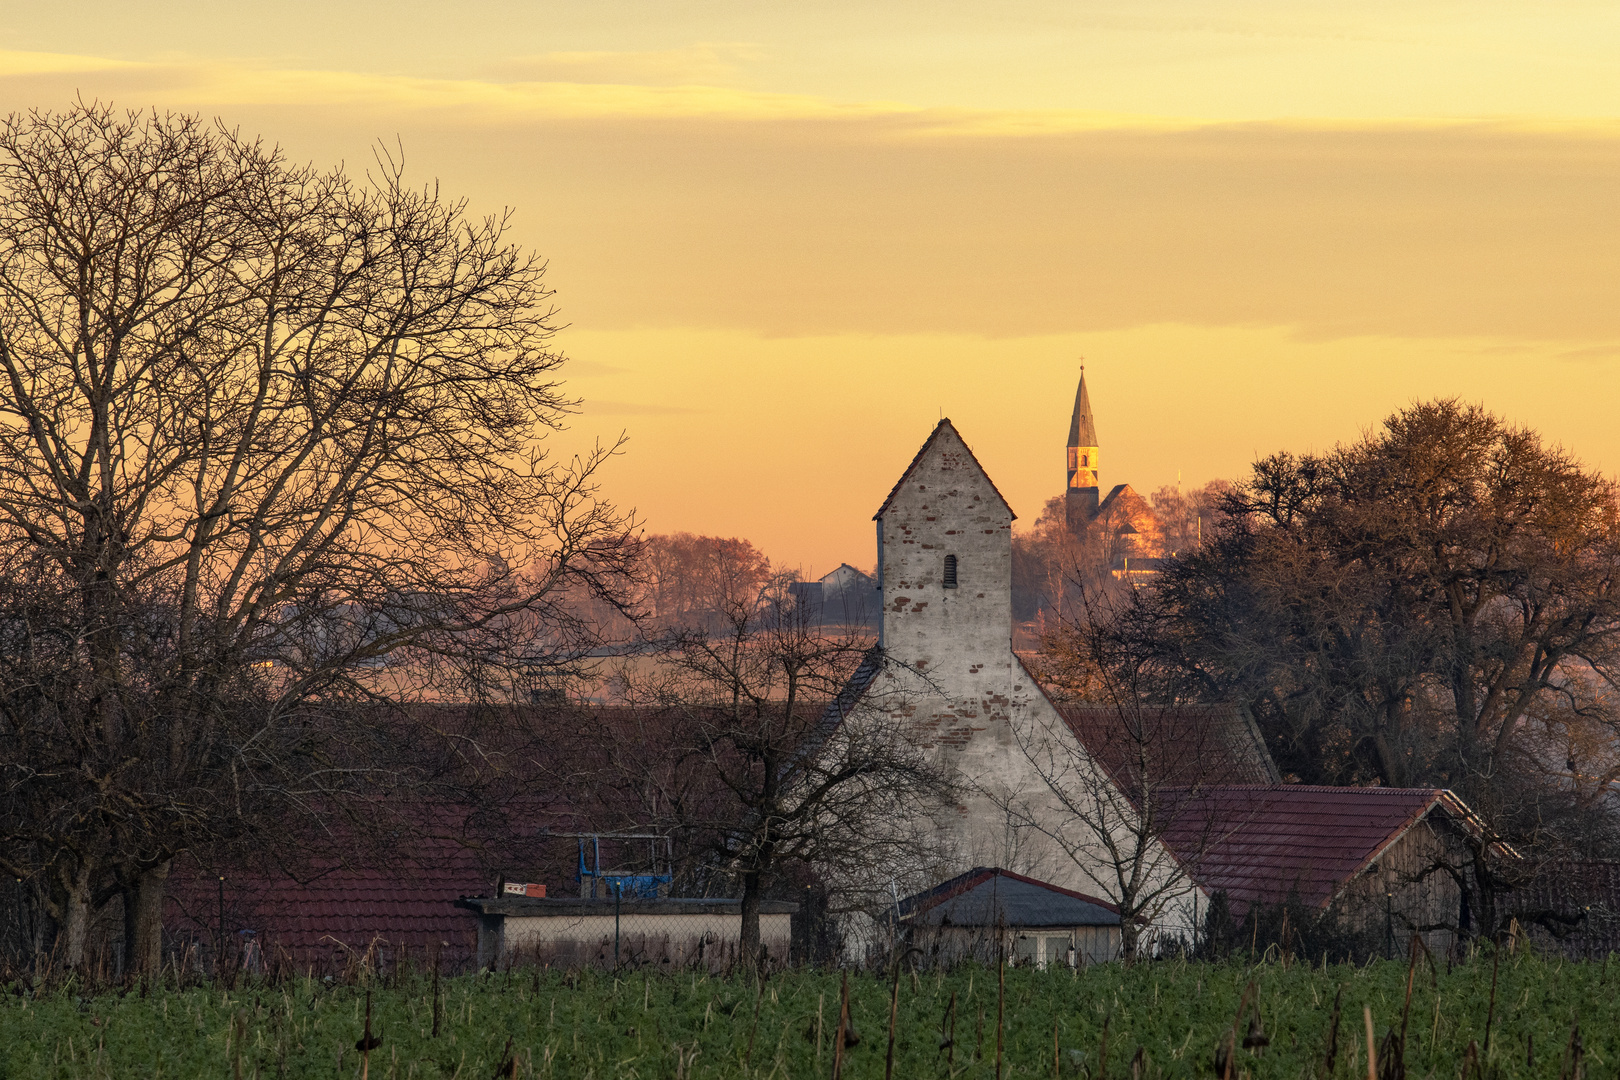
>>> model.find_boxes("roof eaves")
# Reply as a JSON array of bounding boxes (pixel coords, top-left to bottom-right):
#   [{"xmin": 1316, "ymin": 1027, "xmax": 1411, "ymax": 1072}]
[
  {"xmin": 786, "ymin": 646, "xmax": 886, "ymax": 776},
  {"xmin": 1322, "ymin": 790, "xmax": 1446, "ymax": 909},
  {"xmin": 898, "ymin": 867, "xmax": 998, "ymax": 918},
  {"xmin": 1435, "ymin": 789, "xmax": 1521, "ymax": 859}
]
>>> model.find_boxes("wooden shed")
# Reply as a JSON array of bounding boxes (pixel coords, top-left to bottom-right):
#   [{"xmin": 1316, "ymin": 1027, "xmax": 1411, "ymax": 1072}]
[{"xmin": 1159, "ymin": 785, "xmax": 1507, "ymax": 955}]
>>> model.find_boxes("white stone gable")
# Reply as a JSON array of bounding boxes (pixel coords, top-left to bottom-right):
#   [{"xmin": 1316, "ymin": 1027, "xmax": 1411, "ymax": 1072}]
[{"xmin": 849, "ymin": 419, "xmax": 1197, "ymax": 941}]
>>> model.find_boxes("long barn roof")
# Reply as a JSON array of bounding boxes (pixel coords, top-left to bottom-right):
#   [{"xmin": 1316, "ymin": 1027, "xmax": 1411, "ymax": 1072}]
[{"xmin": 1158, "ymin": 785, "xmax": 1496, "ymax": 916}]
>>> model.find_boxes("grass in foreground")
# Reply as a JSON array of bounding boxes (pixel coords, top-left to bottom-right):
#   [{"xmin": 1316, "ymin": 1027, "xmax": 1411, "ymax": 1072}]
[{"xmin": 0, "ymin": 948, "xmax": 1605, "ymax": 1078}]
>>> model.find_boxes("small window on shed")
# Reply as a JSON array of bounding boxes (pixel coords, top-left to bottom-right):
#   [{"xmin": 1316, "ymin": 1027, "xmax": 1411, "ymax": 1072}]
[{"xmin": 943, "ymin": 554, "xmax": 958, "ymax": 588}]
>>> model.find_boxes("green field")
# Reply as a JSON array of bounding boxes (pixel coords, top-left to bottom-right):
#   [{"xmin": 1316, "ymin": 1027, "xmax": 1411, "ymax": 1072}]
[{"xmin": 0, "ymin": 949, "xmax": 1605, "ymax": 1078}]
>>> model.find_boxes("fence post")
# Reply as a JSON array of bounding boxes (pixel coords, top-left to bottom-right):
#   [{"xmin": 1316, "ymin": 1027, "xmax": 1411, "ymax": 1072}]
[
  {"xmin": 614, "ymin": 882, "xmax": 621, "ymax": 972},
  {"xmin": 217, "ymin": 876, "xmax": 226, "ymax": 978}
]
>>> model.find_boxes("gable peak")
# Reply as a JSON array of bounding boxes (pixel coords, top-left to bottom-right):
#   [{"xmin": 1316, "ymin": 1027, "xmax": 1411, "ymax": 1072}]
[{"xmin": 874, "ymin": 418, "xmax": 1016, "ymax": 521}]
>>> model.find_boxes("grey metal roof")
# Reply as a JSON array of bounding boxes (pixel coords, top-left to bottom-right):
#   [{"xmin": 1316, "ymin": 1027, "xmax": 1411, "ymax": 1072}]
[
  {"xmin": 900, "ymin": 868, "xmax": 1119, "ymax": 929},
  {"xmin": 1067, "ymin": 373, "xmax": 1097, "ymax": 448}
]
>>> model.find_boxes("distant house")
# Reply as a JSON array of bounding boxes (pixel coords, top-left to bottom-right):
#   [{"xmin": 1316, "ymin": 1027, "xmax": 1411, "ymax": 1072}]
[
  {"xmin": 897, "ymin": 867, "xmax": 1121, "ymax": 968},
  {"xmin": 788, "ymin": 563, "xmax": 880, "ymax": 630}
]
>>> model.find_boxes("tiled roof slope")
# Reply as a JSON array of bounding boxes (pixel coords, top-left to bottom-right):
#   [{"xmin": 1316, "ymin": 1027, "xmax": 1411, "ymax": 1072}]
[
  {"xmin": 1056, "ymin": 702, "xmax": 1280, "ymax": 792},
  {"xmin": 167, "ymin": 840, "xmax": 490, "ymax": 972},
  {"xmin": 1158, "ymin": 785, "xmax": 1478, "ymax": 915},
  {"xmin": 872, "ymin": 418, "xmax": 1016, "ymax": 522},
  {"xmin": 1516, "ymin": 860, "xmax": 1620, "ymax": 959},
  {"xmin": 899, "ymin": 867, "xmax": 1119, "ymax": 928}
]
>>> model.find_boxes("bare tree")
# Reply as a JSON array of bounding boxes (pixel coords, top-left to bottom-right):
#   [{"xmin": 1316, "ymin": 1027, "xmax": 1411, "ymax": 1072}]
[
  {"xmin": 0, "ymin": 103, "xmax": 633, "ymax": 973},
  {"xmin": 1148, "ymin": 480, "xmax": 1231, "ymax": 558},
  {"xmin": 600, "ymin": 591, "xmax": 955, "ymax": 966},
  {"xmin": 996, "ymin": 592, "xmax": 1255, "ymax": 959},
  {"xmin": 639, "ymin": 533, "xmax": 773, "ymax": 632},
  {"xmin": 1122, "ymin": 399, "xmax": 1620, "ymax": 939}
]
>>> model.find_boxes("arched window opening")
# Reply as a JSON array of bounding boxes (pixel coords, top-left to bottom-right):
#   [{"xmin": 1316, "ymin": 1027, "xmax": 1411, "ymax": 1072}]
[{"xmin": 943, "ymin": 554, "xmax": 958, "ymax": 589}]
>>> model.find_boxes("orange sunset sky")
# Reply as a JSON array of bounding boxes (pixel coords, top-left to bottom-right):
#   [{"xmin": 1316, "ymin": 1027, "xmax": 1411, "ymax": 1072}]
[{"xmin": 3, "ymin": 2, "xmax": 1618, "ymax": 576}]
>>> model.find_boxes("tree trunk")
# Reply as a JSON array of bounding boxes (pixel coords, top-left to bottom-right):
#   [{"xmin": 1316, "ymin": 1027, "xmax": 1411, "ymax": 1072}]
[
  {"xmin": 123, "ymin": 860, "xmax": 171, "ymax": 977},
  {"xmin": 1118, "ymin": 907, "xmax": 1139, "ymax": 962},
  {"xmin": 740, "ymin": 870, "xmax": 762, "ymax": 969},
  {"xmin": 1369, "ymin": 731, "xmax": 1406, "ymax": 788},
  {"xmin": 57, "ymin": 865, "xmax": 94, "ymax": 970}
]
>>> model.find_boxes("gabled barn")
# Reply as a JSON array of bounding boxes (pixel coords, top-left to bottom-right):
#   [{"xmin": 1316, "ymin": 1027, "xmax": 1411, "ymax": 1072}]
[{"xmin": 1158, "ymin": 785, "xmax": 1500, "ymax": 953}]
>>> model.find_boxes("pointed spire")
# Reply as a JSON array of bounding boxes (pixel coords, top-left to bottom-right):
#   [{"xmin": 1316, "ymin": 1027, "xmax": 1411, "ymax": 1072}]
[{"xmin": 1067, "ymin": 369, "xmax": 1097, "ymax": 448}]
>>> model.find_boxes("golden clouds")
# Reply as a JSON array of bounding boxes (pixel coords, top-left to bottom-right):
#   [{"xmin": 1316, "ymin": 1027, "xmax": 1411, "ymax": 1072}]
[{"xmin": 2, "ymin": 36, "xmax": 1617, "ymax": 570}]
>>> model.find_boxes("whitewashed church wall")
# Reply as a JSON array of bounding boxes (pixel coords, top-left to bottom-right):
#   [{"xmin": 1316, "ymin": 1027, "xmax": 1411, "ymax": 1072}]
[{"xmin": 859, "ymin": 422, "xmax": 1195, "ymax": 939}]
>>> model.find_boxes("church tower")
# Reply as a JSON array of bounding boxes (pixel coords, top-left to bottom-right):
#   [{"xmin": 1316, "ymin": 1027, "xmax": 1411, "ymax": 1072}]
[{"xmin": 1064, "ymin": 370, "xmax": 1100, "ymax": 528}]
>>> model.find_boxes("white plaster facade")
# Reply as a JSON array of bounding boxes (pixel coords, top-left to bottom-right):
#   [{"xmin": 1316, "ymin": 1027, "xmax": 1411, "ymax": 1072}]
[{"xmin": 855, "ymin": 420, "xmax": 1200, "ymax": 939}]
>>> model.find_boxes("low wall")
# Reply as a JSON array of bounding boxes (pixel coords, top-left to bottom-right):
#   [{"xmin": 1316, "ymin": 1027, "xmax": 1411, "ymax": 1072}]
[{"xmin": 457, "ymin": 898, "xmax": 797, "ymax": 970}]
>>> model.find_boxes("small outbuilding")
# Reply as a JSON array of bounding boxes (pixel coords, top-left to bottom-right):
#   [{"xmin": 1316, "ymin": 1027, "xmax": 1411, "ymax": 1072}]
[
  {"xmin": 1159, "ymin": 785, "xmax": 1508, "ymax": 955},
  {"xmin": 897, "ymin": 868, "xmax": 1121, "ymax": 968},
  {"xmin": 455, "ymin": 895, "xmax": 798, "ymax": 970}
]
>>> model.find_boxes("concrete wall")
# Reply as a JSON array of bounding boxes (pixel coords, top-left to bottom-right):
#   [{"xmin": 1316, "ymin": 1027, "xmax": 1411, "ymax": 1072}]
[{"xmin": 480, "ymin": 911, "xmax": 793, "ymax": 969}]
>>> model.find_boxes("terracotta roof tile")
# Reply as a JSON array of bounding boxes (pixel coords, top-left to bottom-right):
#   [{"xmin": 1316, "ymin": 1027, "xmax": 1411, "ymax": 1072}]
[
  {"xmin": 166, "ymin": 836, "xmax": 497, "ymax": 970},
  {"xmin": 1158, "ymin": 785, "xmax": 1479, "ymax": 915},
  {"xmin": 1054, "ymin": 701, "xmax": 1279, "ymax": 791}
]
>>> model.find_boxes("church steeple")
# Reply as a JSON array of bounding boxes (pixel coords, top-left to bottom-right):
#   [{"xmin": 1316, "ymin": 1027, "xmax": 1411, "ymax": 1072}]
[
  {"xmin": 1066, "ymin": 370, "xmax": 1099, "ymax": 490},
  {"xmin": 1065, "ymin": 369, "xmax": 1101, "ymax": 525}
]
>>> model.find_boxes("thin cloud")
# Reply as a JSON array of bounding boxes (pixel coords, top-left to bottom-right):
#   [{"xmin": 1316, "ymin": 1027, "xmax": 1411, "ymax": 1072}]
[
  {"xmin": 6, "ymin": 49, "xmax": 1617, "ymax": 139},
  {"xmin": 565, "ymin": 359, "xmax": 631, "ymax": 377},
  {"xmin": 1556, "ymin": 344, "xmax": 1620, "ymax": 364},
  {"xmin": 487, "ymin": 44, "xmax": 761, "ymax": 87}
]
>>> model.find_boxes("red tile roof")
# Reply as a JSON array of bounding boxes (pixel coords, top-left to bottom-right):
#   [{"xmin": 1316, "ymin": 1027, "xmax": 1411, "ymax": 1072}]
[
  {"xmin": 166, "ymin": 840, "xmax": 490, "ymax": 972},
  {"xmin": 1157, "ymin": 785, "xmax": 1484, "ymax": 916},
  {"xmin": 1054, "ymin": 701, "xmax": 1280, "ymax": 792}
]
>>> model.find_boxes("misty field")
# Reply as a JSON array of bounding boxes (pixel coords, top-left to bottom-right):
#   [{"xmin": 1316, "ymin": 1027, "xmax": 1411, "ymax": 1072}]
[{"xmin": 0, "ymin": 950, "xmax": 1605, "ymax": 1079}]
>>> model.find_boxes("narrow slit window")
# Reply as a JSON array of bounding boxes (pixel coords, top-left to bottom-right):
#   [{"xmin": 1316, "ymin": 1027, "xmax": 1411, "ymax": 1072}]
[{"xmin": 943, "ymin": 554, "xmax": 958, "ymax": 588}]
